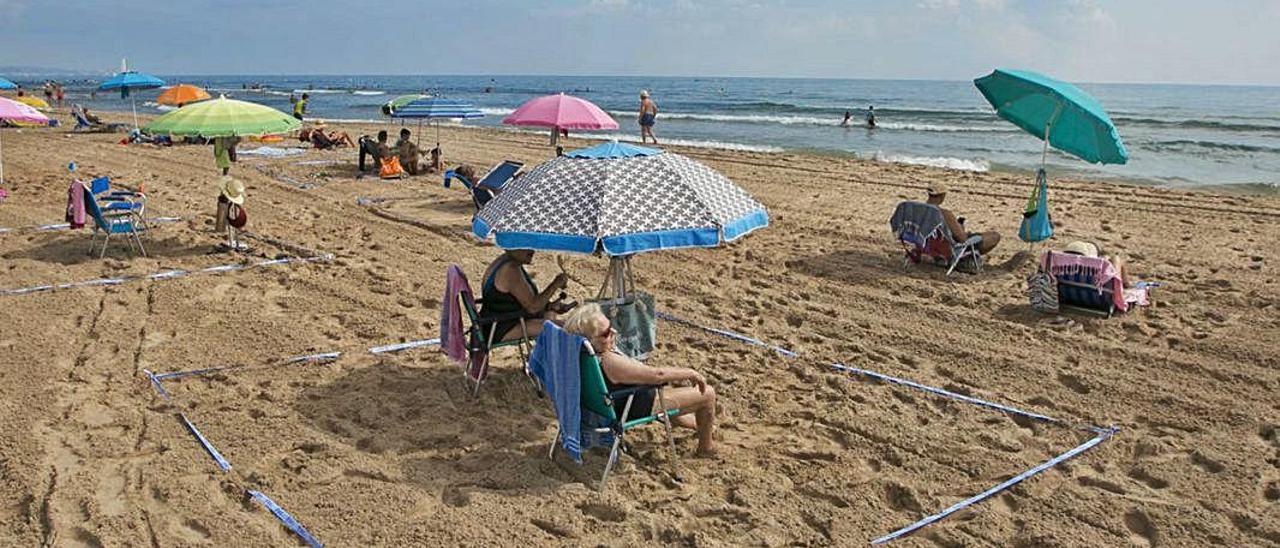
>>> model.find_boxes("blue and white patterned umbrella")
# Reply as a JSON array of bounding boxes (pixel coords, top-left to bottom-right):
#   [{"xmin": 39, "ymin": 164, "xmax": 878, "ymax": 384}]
[
  {"xmin": 390, "ymin": 97, "xmax": 483, "ymax": 146},
  {"xmin": 472, "ymin": 142, "xmax": 768, "ymax": 257}
]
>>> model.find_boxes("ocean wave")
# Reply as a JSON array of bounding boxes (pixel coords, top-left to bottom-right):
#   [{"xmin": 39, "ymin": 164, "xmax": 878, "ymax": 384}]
[
  {"xmin": 606, "ymin": 110, "xmax": 1010, "ymax": 132},
  {"xmin": 479, "ymin": 107, "xmax": 515, "ymax": 116},
  {"xmin": 1115, "ymin": 116, "xmax": 1280, "ymax": 133},
  {"xmin": 351, "ymin": 90, "xmax": 386, "ymax": 96},
  {"xmin": 1142, "ymin": 139, "xmax": 1280, "ymax": 154},
  {"xmin": 873, "ymin": 153, "xmax": 989, "ymax": 172},
  {"xmin": 293, "ymin": 89, "xmax": 346, "ymax": 94}
]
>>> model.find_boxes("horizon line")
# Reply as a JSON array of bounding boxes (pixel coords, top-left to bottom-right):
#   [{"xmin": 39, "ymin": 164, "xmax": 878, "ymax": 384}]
[{"xmin": 3, "ymin": 68, "xmax": 1278, "ymax": 89}]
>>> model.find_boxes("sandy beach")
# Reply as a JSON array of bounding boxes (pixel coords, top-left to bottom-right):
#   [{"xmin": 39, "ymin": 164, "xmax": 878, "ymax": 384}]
[{"xmin": 1, "ymin": 109, "xmax": 1277, "ymax": 547}]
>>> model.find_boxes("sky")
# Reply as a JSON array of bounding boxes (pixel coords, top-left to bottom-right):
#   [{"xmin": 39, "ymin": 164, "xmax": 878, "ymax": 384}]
[{"xmin": 1, "ymin": 0, "xmax": 1278, "ymax": 86}]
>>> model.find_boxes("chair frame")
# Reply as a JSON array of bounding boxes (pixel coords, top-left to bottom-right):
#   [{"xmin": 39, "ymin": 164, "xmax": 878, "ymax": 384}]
[
  {"xmin": 898, "ymin": 231, "xmax": 983, "ymax": 276},
  {"xmin": 546, "ymin": 346, "xmax": 682, "ymax": 491},
  {"xmin": 443, "ymin": 160, "xmax": 523, "ymax": 210},
  {"xmin": 459, "ymin": 294, "xmax": 534, "ymax": 397},
  {"xmin": 83, "ymin": 187, "xmax": 147, "ymax": 258}
]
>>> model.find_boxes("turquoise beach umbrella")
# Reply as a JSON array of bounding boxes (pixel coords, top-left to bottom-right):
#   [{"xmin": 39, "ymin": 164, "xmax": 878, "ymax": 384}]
[
  {"xmin": 0, "ymin": 77, "xmax": 17, "ymax": 90},
  {"xmin": 974, "ymin": 69, "xmax": 1127, "ymax": 166},
  {"xmin": 974, "ymin": 69, "xmax": 1127, "ymax": 243}
]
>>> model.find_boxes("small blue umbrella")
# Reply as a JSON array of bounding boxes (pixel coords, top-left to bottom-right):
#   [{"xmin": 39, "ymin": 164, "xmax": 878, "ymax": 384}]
[
  {"xmin": 0, "ymin": 77, "xmax": 16, "ymax": 91},
  {"xmin": 390, "ymin": 97, "xmax": 483, "ymax": 147},
  {"xmin": 97, "ymin": 62, "xmax": 165, "ymax": 128}
]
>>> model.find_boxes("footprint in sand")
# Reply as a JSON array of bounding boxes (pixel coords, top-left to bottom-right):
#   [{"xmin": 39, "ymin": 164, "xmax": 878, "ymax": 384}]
[
  {"xmin": 1124, "ymin": 509, "xmax": 1158, "ymax": 547},
  {"xmin": 1057, "ymin": 372, "xmax": 1091, "ymax": 395}
]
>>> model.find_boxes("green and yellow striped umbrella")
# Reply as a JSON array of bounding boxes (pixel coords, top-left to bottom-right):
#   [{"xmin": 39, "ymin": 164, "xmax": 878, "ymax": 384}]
[{"xmin": 143, "ymin": 95, "xmax": 299, "ymax": 137}]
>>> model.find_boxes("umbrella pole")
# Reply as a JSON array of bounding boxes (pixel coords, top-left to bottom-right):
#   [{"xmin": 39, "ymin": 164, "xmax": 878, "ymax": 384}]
[
  {"xmin": 132, "ymin": 97, "xmax": 139, "ymax": 130},
  {"xmin": 0, "ymin": 129, "xmax": 5, "ymax": 185}
]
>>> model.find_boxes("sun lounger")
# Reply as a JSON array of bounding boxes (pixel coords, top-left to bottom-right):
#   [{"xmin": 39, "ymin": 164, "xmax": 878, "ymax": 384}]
[
  {"xmin": 72, "ymin": 109, "xmax": 126, "ymax": 133},
  {"xmin": 890, "ymin": 201, "xmax": 982, "ymax": 275},
  {"xmin": 530, "ymin": 322, "xmax": 681, "ymax": 491},
  {"xmin": 444, "ymin": 160, "xmax": 523, "ymax": 210},
  {"xmin": 1041, "ymin": 251, "xmax": 1148, "ymax": 317},
  {"xmin": 83, "ymin": 186, "xmax": 146, "ymax": 258}
]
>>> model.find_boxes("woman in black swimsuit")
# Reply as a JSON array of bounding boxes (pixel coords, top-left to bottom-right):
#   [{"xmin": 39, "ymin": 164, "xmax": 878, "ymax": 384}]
[
  {"xmin": 478, "ymin": 249, "xmax": 571, "ymax": 342},
  {"xmin": 564, "ymin": 304, "xmax": 719, "ymax": 457}
]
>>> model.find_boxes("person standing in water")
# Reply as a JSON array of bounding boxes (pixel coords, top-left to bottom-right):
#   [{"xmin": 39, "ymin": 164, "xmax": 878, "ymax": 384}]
[
  {"xmin": 638, "ymin": 90, "xmax": 659, "ymax": 144},
  {"xmin": 841, "ymin": 110, "xmax": 852, "ymax": 126},
  {"xmin": 866, "ymin": 105, "xmax": 877, "ymax": 129}
]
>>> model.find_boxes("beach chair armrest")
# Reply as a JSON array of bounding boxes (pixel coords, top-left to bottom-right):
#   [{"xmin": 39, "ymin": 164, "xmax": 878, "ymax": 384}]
[{"xmin": 961, "ymin": 234, "xmax": 983, "ymax": 246}]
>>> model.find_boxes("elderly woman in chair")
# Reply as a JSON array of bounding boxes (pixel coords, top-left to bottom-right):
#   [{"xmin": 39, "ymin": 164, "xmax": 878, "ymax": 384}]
[
  {"xmin": 563, "ymin": 303, "xmax": 719, "ymax": 457},
  {"xmin": 478, "ymin": 249, "xmax": 575, "ymax": 343}
]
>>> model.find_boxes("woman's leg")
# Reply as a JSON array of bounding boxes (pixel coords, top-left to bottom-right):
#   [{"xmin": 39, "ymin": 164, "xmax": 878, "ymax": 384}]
[{"xmin": 658, "ymin": 385, "xmax": 717, "ymax": 456}]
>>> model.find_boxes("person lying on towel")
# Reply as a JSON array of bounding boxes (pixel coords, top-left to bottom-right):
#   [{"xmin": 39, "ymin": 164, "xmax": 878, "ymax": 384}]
[
  {"xmin": 925, "ymin": 182, "xmax": 1001, "ymax": 254},
  {"xmin": 300, "ymin": 125, "xmax": 355, "ymax": 149},
  {"xmin": 1061, "ymin": 240, "xmax": 1132, "ymax": 287},
  {"xmin": 564, "ymin": 304, "xmax": 719, "ymax": 457},
  {"xmin": 478, "ymin": 249, "xmax": 575, "ymax": 342}
]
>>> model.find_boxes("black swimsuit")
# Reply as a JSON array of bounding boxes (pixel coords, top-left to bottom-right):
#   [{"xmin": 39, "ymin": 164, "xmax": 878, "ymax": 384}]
[
  {"xmin": 478, "ymin": 256, "xmax": 543, "ymax": 341},
  {"xmin": 602, "ymin": 351, "xmax": 657, "ymax": 422}
]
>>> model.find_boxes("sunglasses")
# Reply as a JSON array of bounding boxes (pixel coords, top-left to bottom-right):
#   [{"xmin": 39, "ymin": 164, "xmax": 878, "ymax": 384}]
[{"xmin": 595, "ymin": 326, "xmax": 617, "ymax": 339}]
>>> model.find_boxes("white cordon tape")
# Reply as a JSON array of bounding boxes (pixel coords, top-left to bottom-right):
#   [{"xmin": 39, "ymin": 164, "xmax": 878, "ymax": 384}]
[
  {"xmin": 1, "ymin": 254, "xmax": 334, "ymax": 297},
  {"xmin": 0, "ymin": 216, "xmax": 183, "ymax": 234},
  {"xmin": 653, "ymin": 311, "xmax": 1118, "ymax": 544}
]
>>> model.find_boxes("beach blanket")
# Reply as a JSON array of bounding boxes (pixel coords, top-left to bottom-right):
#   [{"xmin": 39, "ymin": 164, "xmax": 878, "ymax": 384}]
[
  {"xmin": 65, "ymin": 179, "xmax": 85, "ymax": 229},
  {"xmin": 528, "ymin": 322, "xmax": 586, "ymax": 462},
  {"xmin": 890, "ymin": 201, "xmax": 947, "ymax": 251},
  {"xmin": 238, "ymin": 146, "xmax": 307, "ymax": 158},
  {"xmin": 439, "ymin": 265, "xmax": 472, "ymax": 367}
]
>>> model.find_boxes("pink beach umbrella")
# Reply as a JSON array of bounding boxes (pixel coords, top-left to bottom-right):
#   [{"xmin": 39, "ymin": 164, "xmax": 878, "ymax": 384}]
[
  {"xmin": 0, "ymin": 96, "xmax": 51, "ymax": 185},
  {"xmin": 503, "ymin": 93, "xmax": 618, "ymax": 146}
]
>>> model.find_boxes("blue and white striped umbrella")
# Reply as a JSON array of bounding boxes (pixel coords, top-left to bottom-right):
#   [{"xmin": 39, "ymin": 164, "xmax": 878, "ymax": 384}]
[
  {"xmin": 390, "ymin": 97, "xmax": 483, "ymax": 146},
  {"xmin": 473, "ymin": 142, "xmax": 768, "ymax": 256}
]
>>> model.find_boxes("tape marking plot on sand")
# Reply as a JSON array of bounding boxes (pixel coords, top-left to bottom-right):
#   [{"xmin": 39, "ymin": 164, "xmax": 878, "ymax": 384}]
[
  {"xmin": 654, "ymin": 312, "xmax": 1117, "ymax": 544},
  {"xmin": 0, "ymin": 216, "xmax": 183, "ymax": 235},
  {"xmin": 1, "ymin": 254, "xmax": 334, "ymax": 297}
]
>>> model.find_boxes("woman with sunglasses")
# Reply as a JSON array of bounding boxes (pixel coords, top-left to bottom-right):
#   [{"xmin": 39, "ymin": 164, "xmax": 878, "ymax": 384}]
[{"xmin": 564, "ymin": 304, "xmax": 718, "ymax": 457}]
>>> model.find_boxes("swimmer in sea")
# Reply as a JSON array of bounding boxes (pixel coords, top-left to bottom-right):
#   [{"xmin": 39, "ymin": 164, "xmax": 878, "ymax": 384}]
[
  {"xmin": 866, "ymin": 105, "xmax": 877, "ymax": 129},
  {"xmin": 841, "ymin": 110, "xmax": 852, "ymax": 126}
]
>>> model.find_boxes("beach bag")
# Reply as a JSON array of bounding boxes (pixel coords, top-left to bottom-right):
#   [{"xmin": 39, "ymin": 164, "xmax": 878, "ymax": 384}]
[
  {"xmin": 227, "ymin": 203, "xmax": 248, "ymax": 229},
  {"xmin": 380, "ymin": 156, "xmax": 405, "ymax": 179},
  {"xmin": 1019, "ymin": 169, "xmax": 1053, "ymax": 243},
  {"xmin": 595, "ymin": 292, "xmax": 657, "ymax": 360},
  {"xmin": 1027, "ymin": 254, "xmax": 1059, "ymax": 313}
]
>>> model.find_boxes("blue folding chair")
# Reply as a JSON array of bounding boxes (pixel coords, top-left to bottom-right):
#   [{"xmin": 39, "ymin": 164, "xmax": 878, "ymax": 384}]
[
  {"xmin": 83, "ymin": 186, "xmax": 147, "ymax": 258},
  {"xmin": 444, "ymin": 160, "xmax": 523, "ymax": 210}
]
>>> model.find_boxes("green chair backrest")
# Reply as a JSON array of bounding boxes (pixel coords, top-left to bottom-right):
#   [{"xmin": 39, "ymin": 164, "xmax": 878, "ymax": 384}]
[
  {"xmin": 579, "ymin": 349, "xmax": 618, "ymax": 423},
  {"xmin": 460, "ymin": 292, "xmax": 484, "ymax": 341}
]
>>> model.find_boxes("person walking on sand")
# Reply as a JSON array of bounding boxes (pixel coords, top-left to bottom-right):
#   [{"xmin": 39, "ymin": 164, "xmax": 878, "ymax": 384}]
[
  {"xmin": 638, "ymin": 90, "xmax": 659, "ymax": 144},
  {"xmin": 293, "ymin": 93, "xmax": 308, "ymax": 121}
]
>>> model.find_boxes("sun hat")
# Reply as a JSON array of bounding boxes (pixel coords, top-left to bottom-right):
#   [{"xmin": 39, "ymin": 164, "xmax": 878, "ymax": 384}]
[
  {"xmin": 1063, "ymin": 241, "xmax": 1099, "ymax": 257},
  {"xmin": 639, "ymin": 90, "xmax": 649, "ymax": 98},
  {"xmin": 926, "ymin": 182, "xmax": 948, "ymax": 196},
  {"xmin": 313, "ymin": 120, "xmax": 327, "ymax": 128},
  {"xmin": 220, "ymin": 176, "xmax": 245, "ymax": 205}
]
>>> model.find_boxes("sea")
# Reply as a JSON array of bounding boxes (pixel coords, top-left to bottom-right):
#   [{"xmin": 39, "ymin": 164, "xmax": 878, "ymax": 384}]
[{"xmin": 28, "ymin": 74, "xmax": 1280, "ymax": 192}]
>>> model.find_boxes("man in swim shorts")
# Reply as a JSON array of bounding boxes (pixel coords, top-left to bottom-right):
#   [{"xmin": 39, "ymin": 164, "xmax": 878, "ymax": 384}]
[
  {"xmin": 638, "ymin": 90, "xmax": 658, "ymax": 144},
  {"xmin": 926, "ymin": 182, "xmax": 1001, "ymax": 254}
]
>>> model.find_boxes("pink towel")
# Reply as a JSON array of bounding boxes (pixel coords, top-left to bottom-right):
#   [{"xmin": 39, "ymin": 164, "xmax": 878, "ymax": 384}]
[
  {"xmin": 440, "ymin": 265, "xmax": 474, "ymax": 366},
  {"xmin": 1043, "ymin": 252, "xmax": 1129, "ymax": 312},
  {"xmin": 65, "ymin": 179, "xmax": 86, "ymax": 229}
]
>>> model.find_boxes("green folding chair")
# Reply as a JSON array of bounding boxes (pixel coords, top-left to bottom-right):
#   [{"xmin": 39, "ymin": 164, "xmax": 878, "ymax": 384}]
[
  {"xmin": 459, "ymin": 290, "xmax": 534, "ymax": 397},
  {"xmin": 547, "ymin": 344, "xmax": 682, "ymax": 491}
]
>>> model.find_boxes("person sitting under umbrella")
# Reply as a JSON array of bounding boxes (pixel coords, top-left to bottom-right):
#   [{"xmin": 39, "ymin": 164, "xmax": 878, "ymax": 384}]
[
  {"xmin": 357, "ymin": 130, "xmax": 391, "ymax": 175},
  {"xmin": 395, "ymin": 128, "xmax": 423, "ymax": 175},
  {"xmin": 478, "ymin": 249, "xmax": 574, "ymax": 342},
  {"xmin": 563, "ymin": 304, "xmax": 719, "ymax": 457},
  {"xmin": 925, "ymin": 182, "xmax": 1001, "ymax": 255}
]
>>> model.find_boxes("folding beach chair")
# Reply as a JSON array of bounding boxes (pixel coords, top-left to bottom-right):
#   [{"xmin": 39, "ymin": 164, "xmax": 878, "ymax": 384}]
[
  {"xmin": 541, "ymin": 335, "xmax": 682, "ymax": 491},
  {"xmin": 1040, "ymin": 251, "xmax": 1146, "ymax": 318},
  {"xmin": 89, "ymin": 176, "xmax": 147, "ymax": 220},
  {"xmin": 71, "ymin": 108, "xmax": 125, "ymax": 133},
  {"xmin": 443, "ymin": 160, "xmax": 523, "ymax": 210},
  {"xmin": 443, "ymin": 266, "xmax": 536, "ymax": 396},
  {"xmin": 890, "ymin": 201, "xmax": 983, "ymax": 276},
  {"xmin": 83, "ymin": 186, "xmax": 147, "ymax": 258}
]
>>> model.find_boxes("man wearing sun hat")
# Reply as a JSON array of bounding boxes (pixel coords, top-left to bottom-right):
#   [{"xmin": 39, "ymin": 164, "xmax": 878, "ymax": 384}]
[
  {"xmin": 215, "ymin": 175, "xmax": 248, "ymax": 251},
  {"xmin": 925, "ymin": 181, "xmax": 1002, "ymax": 254}
]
